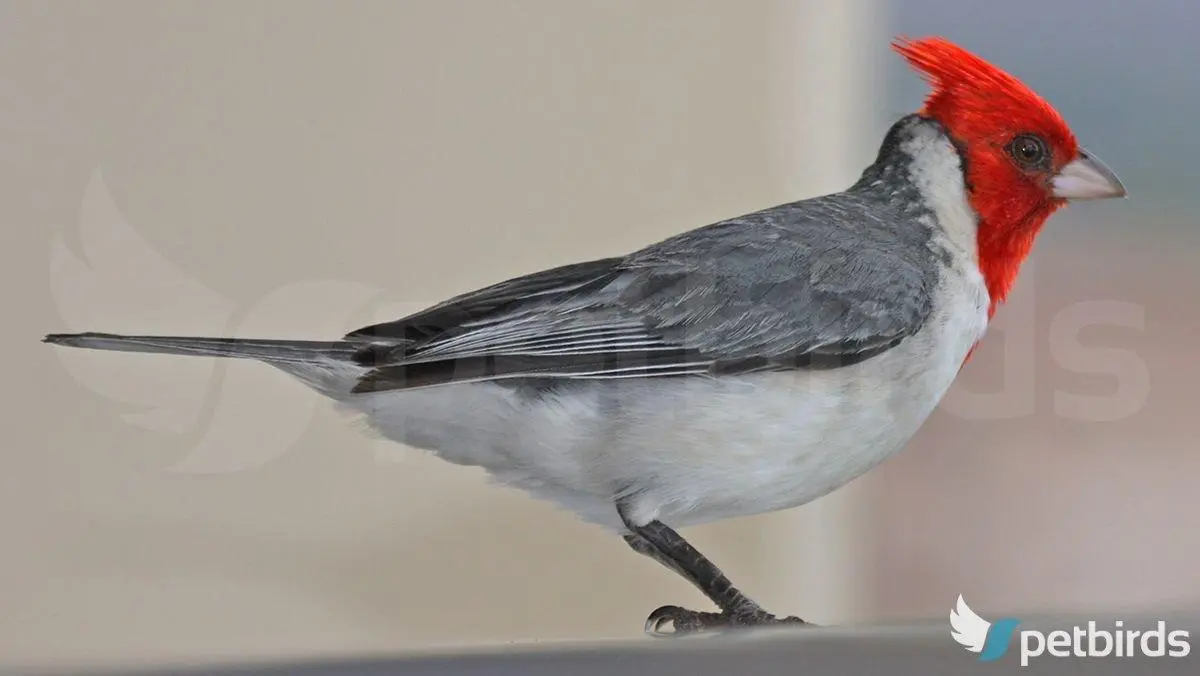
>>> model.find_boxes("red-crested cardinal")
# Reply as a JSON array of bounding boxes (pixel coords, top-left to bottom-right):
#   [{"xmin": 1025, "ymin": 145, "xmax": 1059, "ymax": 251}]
[{"xmin": 44, "ymin": 37, "xmax": 1126, "ymax": 636}]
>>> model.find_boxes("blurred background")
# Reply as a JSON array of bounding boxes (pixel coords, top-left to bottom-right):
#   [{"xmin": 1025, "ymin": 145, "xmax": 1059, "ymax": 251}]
[{"xmin": 3, "ymin": 0, "xmax": 1198, "ymax": 670}]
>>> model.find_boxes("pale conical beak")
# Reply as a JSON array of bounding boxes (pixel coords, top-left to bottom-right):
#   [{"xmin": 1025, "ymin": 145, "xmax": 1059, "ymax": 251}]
[{"xmin": 1051, "ymin": 150, "xmax": 1127, "ymax": 200}]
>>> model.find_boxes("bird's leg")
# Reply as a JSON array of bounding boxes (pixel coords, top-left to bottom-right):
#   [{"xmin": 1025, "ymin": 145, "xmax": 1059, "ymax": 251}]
[{"xmin": 618, "ymin": 507, "xmax": 809, "ymax": 637}]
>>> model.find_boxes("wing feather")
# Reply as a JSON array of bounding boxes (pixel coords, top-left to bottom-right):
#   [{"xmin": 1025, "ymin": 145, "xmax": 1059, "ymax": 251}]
[{"xmin": 347, "ymin": 195, "xmax": 938, "ymax": 393}]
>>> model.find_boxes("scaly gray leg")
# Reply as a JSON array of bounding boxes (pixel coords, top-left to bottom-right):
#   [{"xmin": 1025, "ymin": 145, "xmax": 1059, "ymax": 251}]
[{"xmin": 618, "ymin": 505, "xmax": 810, "ymax": 636}]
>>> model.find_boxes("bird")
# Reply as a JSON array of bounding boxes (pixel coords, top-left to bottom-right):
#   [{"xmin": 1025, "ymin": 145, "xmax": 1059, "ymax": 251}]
[{"xmin": 44, "ymin": 36, "xmax": 1126, "ymax": 636}]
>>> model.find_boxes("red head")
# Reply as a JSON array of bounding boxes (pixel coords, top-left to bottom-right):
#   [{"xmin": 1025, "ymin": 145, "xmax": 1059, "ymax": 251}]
[{"xmin": 893, "ymin": 36, "xmax": 1125, "ymax": 316}]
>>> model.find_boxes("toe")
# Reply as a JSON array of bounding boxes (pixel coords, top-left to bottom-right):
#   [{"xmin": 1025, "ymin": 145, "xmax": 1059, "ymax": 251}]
[
  {"xmin": 644, "ymin": 605, "xmax": 683, "ymax": 636},
  {"xmin": 776, "ymin": 614, "xmax": 810, "ymax": 626},
  {"xmin": 643, "ymin": 605, "xmax": 725, "ymax": 637}
]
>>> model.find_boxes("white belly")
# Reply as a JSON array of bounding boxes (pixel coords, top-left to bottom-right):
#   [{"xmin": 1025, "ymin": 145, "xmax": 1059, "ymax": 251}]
[{"xmin": 344, "ymin": 266, "xmax": 988, "ymax": 531}]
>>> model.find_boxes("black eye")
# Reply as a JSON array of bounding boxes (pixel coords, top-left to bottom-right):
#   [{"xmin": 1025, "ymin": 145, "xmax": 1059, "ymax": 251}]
[{"xmin": 1007, "ymin": 134, "xmax": 1049, "ymax": 169}]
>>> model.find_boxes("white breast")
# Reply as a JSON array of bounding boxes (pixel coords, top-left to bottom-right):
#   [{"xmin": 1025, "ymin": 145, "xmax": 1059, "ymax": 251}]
[{"xmin": 589, "ymin": 261, "xmax": 988, "ymax": 528}]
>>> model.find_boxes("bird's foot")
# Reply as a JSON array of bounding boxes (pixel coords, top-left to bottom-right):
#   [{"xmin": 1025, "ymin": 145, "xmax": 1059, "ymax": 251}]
[{"xmin": 643, "ymin": 604, "xmax": 810, "ymax": 637}]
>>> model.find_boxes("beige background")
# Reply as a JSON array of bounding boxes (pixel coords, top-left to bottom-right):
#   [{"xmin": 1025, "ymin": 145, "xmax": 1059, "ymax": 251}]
[
  {"xmin": 3, "ymin": 0, "xmax": 882, "ymax": 669},
  {"xmin": 5, "ymin": 0, "xmax": 1198, "ymax": 672}
]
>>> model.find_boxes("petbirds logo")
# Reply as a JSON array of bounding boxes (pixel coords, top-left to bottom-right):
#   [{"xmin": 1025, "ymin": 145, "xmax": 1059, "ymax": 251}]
[
  {"xmin": 951, "ymin": 595, "xmax": 1024, "ymax": 662},
  {"xmin": 951, "ymin": 595, "xmax": 1191, "ymax": 667},
  {"xmin": 50, "ymin": 169, "xmax": 433, "ymax": 473}
]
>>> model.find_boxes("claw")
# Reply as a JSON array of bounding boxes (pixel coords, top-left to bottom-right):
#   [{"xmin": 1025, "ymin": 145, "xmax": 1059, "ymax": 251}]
[
  {"xmin": 644, "ymin": 605, "xmax": 723, "ymax": 637},
  {"xmin": 643, "ymin": 605, "xmax": 812, "ymax": 637},
  {"xmin": 644, "ymin": 605, "xmax": 672, "ymax": 636}
]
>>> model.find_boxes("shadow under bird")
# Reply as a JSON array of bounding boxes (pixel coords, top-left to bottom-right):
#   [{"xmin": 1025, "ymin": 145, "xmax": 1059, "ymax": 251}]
[{"xmin": 44, "ymin": 37, "xmax": 1127, "ymax": 636}]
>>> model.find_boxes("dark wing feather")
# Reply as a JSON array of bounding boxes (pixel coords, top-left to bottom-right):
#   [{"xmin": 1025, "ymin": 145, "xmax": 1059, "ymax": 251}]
[
  {"xmin": 349, "ymin": 194, "xmax": 938, "ymax": 394},
  {"xmin": 615, "ymin": 199, "xmax": 935, "ymax": 361},
  {"xmin": 346, "ymin": 258, "xmax": 622, "ymax": 343}
]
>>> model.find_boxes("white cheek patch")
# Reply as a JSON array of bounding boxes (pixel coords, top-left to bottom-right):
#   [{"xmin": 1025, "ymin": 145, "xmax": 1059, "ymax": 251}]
[{"xmin": 900, "ymin": 125, "xmax": 979, "ymax": 262}]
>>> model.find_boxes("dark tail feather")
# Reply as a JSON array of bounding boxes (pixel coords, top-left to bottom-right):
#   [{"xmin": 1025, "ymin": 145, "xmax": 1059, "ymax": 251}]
[{"xmin": 42, "ymin": 332, "xmax": 359, "ymax": 364}]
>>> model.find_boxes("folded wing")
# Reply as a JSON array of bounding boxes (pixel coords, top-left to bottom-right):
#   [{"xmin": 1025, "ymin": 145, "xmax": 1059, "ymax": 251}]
[{"xmin": 347, "ymin": 197, "xmax": 937, "ymax": 393}]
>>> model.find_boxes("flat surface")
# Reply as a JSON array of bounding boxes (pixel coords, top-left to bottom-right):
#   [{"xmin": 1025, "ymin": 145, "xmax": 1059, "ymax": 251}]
[{"xmin": 22, "ymin": 612, "xmax": 1200, "ymax": 675}]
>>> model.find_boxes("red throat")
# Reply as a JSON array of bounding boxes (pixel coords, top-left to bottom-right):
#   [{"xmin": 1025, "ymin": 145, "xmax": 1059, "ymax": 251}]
[
  {"xmin": 974, "ymin": 197, "xmax": 1065, "ymax": 319},
  {"xmin": 892, "ymin": 36, "xmax": 1077, "ymax": 319}
]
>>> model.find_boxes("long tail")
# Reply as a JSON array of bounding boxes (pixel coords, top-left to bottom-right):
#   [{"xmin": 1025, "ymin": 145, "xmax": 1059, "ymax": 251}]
[{"xmin": 42, "ymin": 332, "xmax": 360, "ymax": 364}]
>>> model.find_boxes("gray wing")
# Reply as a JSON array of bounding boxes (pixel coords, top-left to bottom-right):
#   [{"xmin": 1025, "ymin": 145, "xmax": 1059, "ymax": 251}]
[{"xmin": 349, "ymin": 196, "xmax": 937, "ymax": 393}]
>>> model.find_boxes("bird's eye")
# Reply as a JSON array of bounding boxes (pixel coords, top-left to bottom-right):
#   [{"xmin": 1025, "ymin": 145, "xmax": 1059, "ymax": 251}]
[{"xmin": 1007, "ymin": 134, "xmax": 1049, "ymax": 169}]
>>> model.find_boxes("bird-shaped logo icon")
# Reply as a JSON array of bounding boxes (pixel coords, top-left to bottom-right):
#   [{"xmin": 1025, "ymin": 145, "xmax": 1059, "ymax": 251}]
[
  {"xmin": 951, "ymin": 594, "xmax": 1022, "ymax": 661},
  {"xmin": 49, "ymin": 170, "xmax": 412, "ymax": 472}
]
